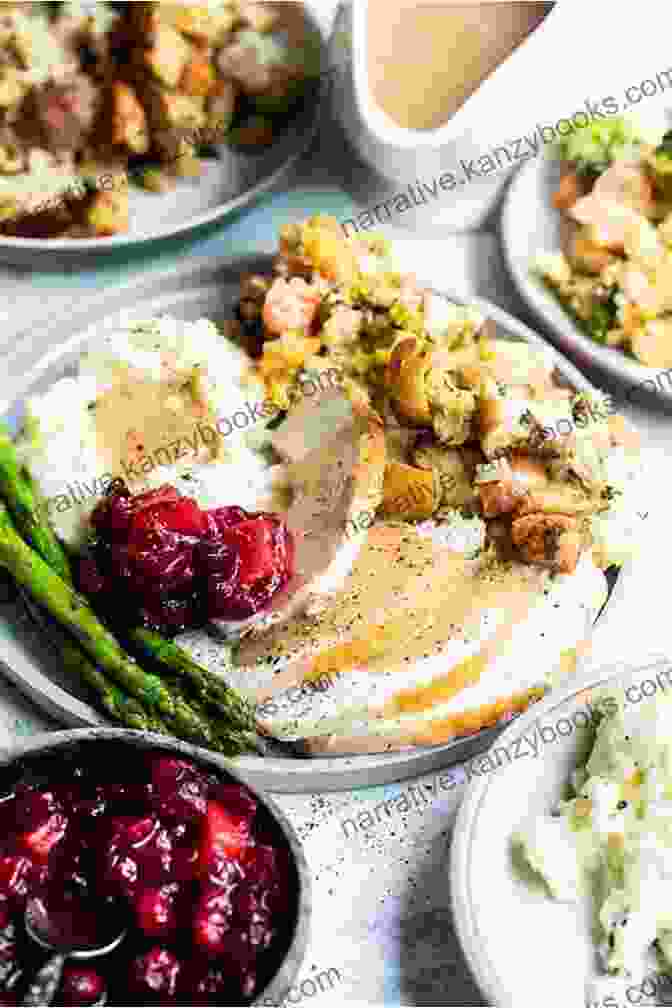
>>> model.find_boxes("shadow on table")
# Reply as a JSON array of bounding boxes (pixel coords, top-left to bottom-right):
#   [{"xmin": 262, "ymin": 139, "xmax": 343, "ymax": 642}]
[{"xmin": 397, "ymin": 830, "xmax": 488, "ymax": 1007}]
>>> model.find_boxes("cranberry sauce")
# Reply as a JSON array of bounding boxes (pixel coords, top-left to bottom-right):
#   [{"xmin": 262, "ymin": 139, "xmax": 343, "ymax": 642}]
[
  {"xmin": 80, "ymin": 485, "xmax": 294, "ymax": 636},
  {"xmin": 0, "ymin": 746, "xmax": 295, "ymax": 1005}
]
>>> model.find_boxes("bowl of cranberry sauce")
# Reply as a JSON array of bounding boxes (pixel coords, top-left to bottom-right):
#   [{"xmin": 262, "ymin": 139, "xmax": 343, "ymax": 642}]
[{"xmin": 0, "ymin": 729, "xmax": 311, "ymax": 1006}]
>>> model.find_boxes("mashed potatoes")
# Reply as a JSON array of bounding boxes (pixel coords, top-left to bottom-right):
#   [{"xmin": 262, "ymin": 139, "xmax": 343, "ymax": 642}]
[
  {"xmin": 16, "ymin": 315, "xmax": 277, "ymax": 546},
  {"xmin": 515, "ymin": 672, "xmax": 672, "ymax": 989}
]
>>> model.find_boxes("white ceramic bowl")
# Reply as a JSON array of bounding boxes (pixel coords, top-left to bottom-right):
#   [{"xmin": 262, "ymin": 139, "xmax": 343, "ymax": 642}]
[{"xmin": 450, "ymin": 656, "xmax": 672, "ymax": 1008}]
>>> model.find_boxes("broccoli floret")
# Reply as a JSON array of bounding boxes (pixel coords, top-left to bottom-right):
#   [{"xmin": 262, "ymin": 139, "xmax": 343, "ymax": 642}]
[
  {"xmin": 587, "ymin": 288, "xmax": 620, "ymax": 344},
  {"xmin": 650, "ymin": 129, "xmax": 672, "ymax": 177},
  {"xmin": 556, "ymin": 117, "xmax": 645, "ymax": 178}
]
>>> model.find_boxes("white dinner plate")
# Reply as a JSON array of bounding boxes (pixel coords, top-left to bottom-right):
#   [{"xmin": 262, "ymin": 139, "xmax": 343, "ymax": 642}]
[{"xmin": 0, "ymin": 254, "xmax": 626, "ymax": 793}]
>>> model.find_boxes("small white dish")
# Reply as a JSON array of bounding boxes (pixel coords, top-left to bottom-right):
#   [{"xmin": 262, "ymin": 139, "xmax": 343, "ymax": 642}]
[
  {"xmin": 450, "ymin": 656, "xmax": 672, "ymax": 1008},
  {"xmin": 501, "ymin": 142, "xmax": 672, "ymax": 409}
]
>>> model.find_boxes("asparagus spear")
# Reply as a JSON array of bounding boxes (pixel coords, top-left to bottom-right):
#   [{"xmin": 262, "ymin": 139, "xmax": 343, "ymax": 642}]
[
  {"xmin": 20, "ymin": 588, "xmax": 167, "ymax": 733},
  {"xmin": 25, "ymin": 579, "xmax": 251, "ymax": 752},
  {"xmin": 0, "ymin": 503, "xmax": 175, "ymax": 716},
  {"xmin": 168, "ymin": 690, "xmax": 218, "ymax": 749},
  {"xmin": 129, "ymin": 627, "xmax": 256, "ymax": 735},
  {"xmin": 163, "ymin": 674, "xmax": 255, "ymax": 755},
  {"xmin": 0, "ymin": 437, "xmax": 259, "ymax": 754},
  {"xmin": 0, "ymin": 425, "xmax": 71, "ymax": 582}
]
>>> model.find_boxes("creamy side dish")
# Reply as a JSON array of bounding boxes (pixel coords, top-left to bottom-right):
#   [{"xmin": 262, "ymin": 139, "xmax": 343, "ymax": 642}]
[{"xmin": 515, "ymin": 682, "xmax": 672, "ymax": 997}]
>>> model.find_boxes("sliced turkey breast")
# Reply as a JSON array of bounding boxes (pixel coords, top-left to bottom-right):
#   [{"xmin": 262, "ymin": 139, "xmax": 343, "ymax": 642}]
[{"xmin": 210, "ymin": 387, "xmax": 386, "ymax": 639}]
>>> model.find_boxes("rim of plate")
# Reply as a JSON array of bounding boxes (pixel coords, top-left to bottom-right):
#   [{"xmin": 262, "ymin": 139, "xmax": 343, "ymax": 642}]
[
  {"xmin": 0, "ymin": 3, "xmax": 327, "ymax": 257},
  {"xmin": 501, "ymin": 154, "xmax": 672, "ymax": 409}
]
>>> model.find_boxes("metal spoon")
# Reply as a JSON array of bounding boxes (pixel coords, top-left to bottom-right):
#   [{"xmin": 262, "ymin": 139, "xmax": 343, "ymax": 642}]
[{"xmin": 22, "ymin": 895, "xmax": 127, "ymax": 1006}]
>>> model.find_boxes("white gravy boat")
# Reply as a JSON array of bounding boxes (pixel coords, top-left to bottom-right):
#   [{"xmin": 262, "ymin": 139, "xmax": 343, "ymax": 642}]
[{"xmin": 332, "ymin": 0, "xmax": 562, "ymax": 231}]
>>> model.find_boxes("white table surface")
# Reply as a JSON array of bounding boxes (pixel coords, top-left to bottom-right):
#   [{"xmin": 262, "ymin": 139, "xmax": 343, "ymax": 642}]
[{"xmin": 0, "ymin": 3, "xmax": 671, "ymax": 1006}]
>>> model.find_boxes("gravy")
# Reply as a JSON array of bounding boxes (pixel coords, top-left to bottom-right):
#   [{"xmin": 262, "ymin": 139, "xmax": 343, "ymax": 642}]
[
  {"xmin": 244, "ymin": 520, "xmax": 548, "ymax": 705},
  {"xmin": 93, "ymin": 367, "xmax": 219, "ymax": 486},
  {"xmin": 367, "ymin": 1, "xmax": 554, "ymax": 131}
]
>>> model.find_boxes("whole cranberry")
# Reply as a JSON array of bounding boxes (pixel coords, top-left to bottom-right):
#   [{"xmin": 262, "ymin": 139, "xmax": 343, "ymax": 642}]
[
  {"xmin": 209, "ymin": 784, "xmax": 257, "ymax": 825},
  {"xmin": 165, "ymin": 822, "xmax": 200, "ymax": 883},
  {"xmin": 214, "ymin": 926, "xmax": 257, "ymax": 974},
  {"xmin": 231, "ymin": 887, "xmax": 275, "ymax": 949},
  {"xmin": 91, "ymin": 486, "xmax": 133, "ymax": 539},
  {"xmin": 149, "ymin": 758, "xmax": 208, "ymax": 822},
  {"xmin": 12, "ymin": 785, "xmax": 61, "ymax": 833},
  {"xmin": 18, "ymin": 812, "xmax": 68, "ymax": 865},
  {"xmin": 129, "ymin": 495, "xmax": 206, "ymax": 542},
  {"xmin": 179, "ymin": 964, "xmax": 236, "ymax": 1003},
  {"xmin": 206, "ymin": 507, "xmax": 249, "ymax": 534},
  {"xmin": 127, "ymin": 533, "xmax": 196, "ymax": 593},
  {"xmin": 76, "ymin": 556, "xmax": 107, "ymax": 596},
  {"xmin": 59, "ymin": 966, "xmax": 105, "ymax": 1006},
  {"xmin": 134, "ymin": 826, "xmax": 175, "ymax": 885},
  {"xmin": 134, "ymin": 883, "xmax": 181, "ymax": 939},
  {"xmin": 193, "ymin": 885, "xmax": 234, "ymax": 958},
  {"xmin": 100, "ymin": 781, "xmax": 154, "ymax": 808},
  {"xmin": 108, "ymin": 543, "xmax": 134, "ymax": 583},
  {"xmin": 110, "ymin": 816, "xmax": 158, "ymax": 850},
  {"xmin": 138, "ymin": 594, "xmax": 203, "ymax": 635},
  {"xmin": 0, "ymin": 857, "xmax": 33, "ymax": 908},
  {"xmin": 200, "ymin": 515, "xmax": 294, "ymax": 621},
  {"xmin": 104, "ymin": 816, "xmax": 158, "ymax": 895},
  {"xmin": 208, "ymin": 854, "xmax": 245, "ymax": 890},
  {"xmin": 129, "ymin": 947, "xmax": 181, "ymax": 1000},
  {"xmin": 244, "ymin": 844, "xmax": 290, "ymax": 896}
]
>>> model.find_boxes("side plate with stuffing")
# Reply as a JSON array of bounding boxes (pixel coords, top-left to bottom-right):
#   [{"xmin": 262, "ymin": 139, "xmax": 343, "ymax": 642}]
[
  {"xmin": 501, "ymin": 153, "xmax": 672, "ymax": 408},
  {"xmin": 0, "ymin": 5, "xmax": 326, "ymax": 264}
]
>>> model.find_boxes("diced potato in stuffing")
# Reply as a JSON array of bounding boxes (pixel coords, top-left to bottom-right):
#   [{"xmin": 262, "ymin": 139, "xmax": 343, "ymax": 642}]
[
  {"xmin": 162, "ymin": 4, "xmax": 221, "ymax": 43},
  {"xmin": 206, "ymin": 79, "xmax": 237, "ymax": 133},
  {"xmin": 85, "ymin": 187, "xmax": 129, "ymax": 236},
  {"xmin": 412, "ymin": 437, "xmax": 478, "ymax": 510},
  {"xmin": 238, "ymin": 2, "xmax": 279, "ymax": 33},
  {"xmin": 386, "ymin": 338, "xmax": 431, "ymax": 426},
  {"xmin": 180, "ymin": 45, "xmax": 216, "ymax": 96},
  {"xmin": 425, "ymin": 369, "xmax": 476, "ymax": 446},
  {"xmin": 569, "ymin": 233, "xmax": 616, "ymax": 275},
  {"xmin": 111, "ymin": 82, "xmax": 150, "ymax": 154},
  {"xmin": 511, "ymin": 513, "xmax": 582, "ymax": 574},
  {"xmin": 145, "ymin": 22, "xmax": 192, "ymax": 88},
  {"xmin": 382, "ymin": 461, "xmax": 439, "ymax": 520},
  {"xmin": 630, "ymin": 318, "xmax": 672, "ymax": 368}
]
